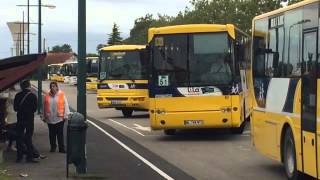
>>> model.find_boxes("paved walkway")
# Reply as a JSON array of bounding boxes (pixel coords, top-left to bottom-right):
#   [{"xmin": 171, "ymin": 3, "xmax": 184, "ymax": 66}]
[
  {"xmin": 0, "ymin": 83, "xmax": 193, "ymax": 180},
  {"xmin": 0, "ymin": 115, "xmax": 73, "ymax": 180}
]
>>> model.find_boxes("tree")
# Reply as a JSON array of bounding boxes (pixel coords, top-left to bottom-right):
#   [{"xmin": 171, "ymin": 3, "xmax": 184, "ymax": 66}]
[
  {"xmin": 96, "ymin": 43, "xmax": 106, "ymax": 52},
  {"xmin": 107, "ymin": 23, "xmax": 123, "ymax": 45},
  {"xmin": 50, "ymin": 44, "xmax": 73, "ymax": 53},
  {"xmin": 124, "ymin": 14, "xmax": 156, "ymax": 44},
  {"xmin": 125, "ymin": 0, "xmax": 285, "ymax": 42}
]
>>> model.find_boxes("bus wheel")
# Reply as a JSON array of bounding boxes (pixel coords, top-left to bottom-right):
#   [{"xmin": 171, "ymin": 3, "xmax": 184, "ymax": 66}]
[
  {"xmin": 164, "ymin": 129, "xmax": 176, "ymax": 135},
  {"xmin": 283, "ymin": 128, "xmax": 298, "ymax": 180},
  {"xmin": 122, "ymin": 109, "xmax": 133, "ymax": 118}
]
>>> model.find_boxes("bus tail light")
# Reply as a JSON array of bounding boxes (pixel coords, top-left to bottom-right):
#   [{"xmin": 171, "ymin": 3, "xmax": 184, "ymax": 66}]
[
  {"xmin": 220, "ymin": 107, "xmax": 232, "ymax": 113},
  {"xmin": 156, "ymin": 109, "xmax": 166, "ymax": 115}
]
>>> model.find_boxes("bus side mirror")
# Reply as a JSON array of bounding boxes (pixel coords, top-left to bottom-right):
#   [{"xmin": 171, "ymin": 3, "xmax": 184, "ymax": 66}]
[{"xmin": 145, "ymin": 45, "xmax": 150, "ymax": 51}]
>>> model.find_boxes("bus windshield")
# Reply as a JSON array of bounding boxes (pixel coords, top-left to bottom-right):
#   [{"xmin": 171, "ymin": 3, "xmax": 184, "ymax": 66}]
[
  {"xmin": 87, "ymin": 60, "xmax": 99, "ymax": 77},
  {"xmin": 65, "ymin": 63, "xmax": 78, "ymax": 76},
  {"xmin": 50, "ymin": 65, "xmax": 61, "ymax": 74},
  {"xmin": 152, "ymin": 32, "xmax": 232, "ymax": 87},
  {"xmin": 100, "ymin": 51, "xmax": 147, "ymax": 80}
]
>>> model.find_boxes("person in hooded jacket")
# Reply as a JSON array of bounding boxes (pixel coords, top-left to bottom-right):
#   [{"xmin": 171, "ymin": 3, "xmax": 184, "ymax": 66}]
[{"xmin": 43, "ymin": 82, "xmax": 70, "ymax": 153}]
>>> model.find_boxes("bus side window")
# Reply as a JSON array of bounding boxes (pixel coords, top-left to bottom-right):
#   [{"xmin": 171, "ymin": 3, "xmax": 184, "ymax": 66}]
[
  {"xmin": 266, "ymin": 26, "xmax": 284, "ymax": 78},
  {"xmin": 284, "ymin": 8, "xmax": 303, "ymax": 77},
  {"xmin": 253, "ymin": 37, "xmax": 266, "ymax": 77}
]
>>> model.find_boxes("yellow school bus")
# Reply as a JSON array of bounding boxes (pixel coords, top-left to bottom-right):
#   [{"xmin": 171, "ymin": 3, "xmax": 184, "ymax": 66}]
[
  {"xmin": 86, "ymin": 56, "xmax": 99, "ymax": 91},
  {"xmin": 62, "ymin": 61, "xmax": 77, "ymax": 85},
  {"xmin": 251, "ymin": 0, "xmax": 320, "ymax": 179},
  {"xmin": 97, "ymin": 45, "xmax": 149, "ymax": 117},
  {"xmin": 148, "ymin": 24, "xmax": 251, "ymax": 135},
  {"xmin": 48, "ymin": 63, "xmax": 64, "ymax": 82}
]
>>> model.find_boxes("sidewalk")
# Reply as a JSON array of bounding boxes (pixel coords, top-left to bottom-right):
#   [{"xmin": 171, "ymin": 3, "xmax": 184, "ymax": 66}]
[{"xmin": 0, "ymin": 115, "xmax": 74, "ymax": 180}]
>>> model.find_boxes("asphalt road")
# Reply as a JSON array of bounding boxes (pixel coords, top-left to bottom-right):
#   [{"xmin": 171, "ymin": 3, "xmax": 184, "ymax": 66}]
[{"xmin": 43, "ymin": 81, "xmax": 287, "ymax": 180}]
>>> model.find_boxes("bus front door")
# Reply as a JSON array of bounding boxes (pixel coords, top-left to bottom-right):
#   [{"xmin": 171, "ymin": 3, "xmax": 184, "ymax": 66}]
[{"xmin": 301, "ymin": 29, "xmax": 318, "ymax": 178}]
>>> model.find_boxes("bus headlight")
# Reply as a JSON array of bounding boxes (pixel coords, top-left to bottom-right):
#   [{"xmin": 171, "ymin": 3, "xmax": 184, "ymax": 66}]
[{"xmin": 133, "ymin": 97, "xmax": 145, "ymax": 101}]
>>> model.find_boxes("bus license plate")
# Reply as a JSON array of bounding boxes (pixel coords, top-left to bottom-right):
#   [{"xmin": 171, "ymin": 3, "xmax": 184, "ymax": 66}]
[
  {"xmin": 111, "ymin": 100, "xmax": 123, "ymax": 105},
  {"xmin": 184, "ymin": 120, "xmax": 203, "ymax": 126}
]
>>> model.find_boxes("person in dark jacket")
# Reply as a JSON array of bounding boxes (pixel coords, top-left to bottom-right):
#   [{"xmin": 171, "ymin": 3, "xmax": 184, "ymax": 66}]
[{"xmin": 13, "ymin": 80, "xmax": 38, "ymax": 163}]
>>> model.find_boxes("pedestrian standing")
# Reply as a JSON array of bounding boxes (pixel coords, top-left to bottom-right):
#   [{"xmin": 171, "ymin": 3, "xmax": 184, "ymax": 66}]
[
  {"xmin": 13, "ymin": 80, "xmax": 38, "ymax": 163},
  {"xmin": 43, "ymin": 82, "xmax": 70, "ymax": 153},
  {"xmin": 5, "ymin": 85, "xmax": 18, "ymax": 151}
]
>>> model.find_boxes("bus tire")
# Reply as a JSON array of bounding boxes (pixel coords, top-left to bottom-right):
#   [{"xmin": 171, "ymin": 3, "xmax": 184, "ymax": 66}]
[
  {"xmin": 122, "ymin": 109, "xmax": 133, "ymax": 118},
  {"xmin": 283, "ymin": 128, "xmax": 298, "ymax": 180},
  {"xmin": 164, "ymin": 129, "xmax": 176, "ymax": 135}
]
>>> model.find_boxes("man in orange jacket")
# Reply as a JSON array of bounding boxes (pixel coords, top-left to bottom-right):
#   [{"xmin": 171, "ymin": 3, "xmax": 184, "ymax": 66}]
[{"xmin": 43, "ymin": 82, "xmax": 70, "ymax": 153}]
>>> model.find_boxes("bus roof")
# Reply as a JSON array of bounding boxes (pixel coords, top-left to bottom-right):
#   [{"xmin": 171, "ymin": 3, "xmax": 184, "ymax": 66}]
[
  {"xmin": 100, "ymin": 45, "xmax": 146, "ymax": 52},
  {"xmin": 63, "ymin": 61, "xmax": 77, "ymax": 65},
  {"xmin": 86, "ymin": 56, "xmax": 99, "ymax": 60},
  {"xmin": 148, "ymin": 24, "xmax": 236, "ymax": 43},
  {"xmin": 48, "ymin": 63, "xmax": 63, "ymax": 66},
  {"xmin": 253, "ymin": 0, "xmax": 318, "ymax": 20}
]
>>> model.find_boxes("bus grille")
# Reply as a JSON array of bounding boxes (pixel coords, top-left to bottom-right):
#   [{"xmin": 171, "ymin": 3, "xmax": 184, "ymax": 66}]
[{"xmin": 106, "ymin": 97, "xmax": 128, "ymax": 101}]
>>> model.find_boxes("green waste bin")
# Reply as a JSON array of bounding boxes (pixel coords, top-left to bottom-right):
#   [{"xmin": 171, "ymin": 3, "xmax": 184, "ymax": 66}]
[{"xmin": 67, "ymin": 112, "xmax": 88, "ymax": 175}]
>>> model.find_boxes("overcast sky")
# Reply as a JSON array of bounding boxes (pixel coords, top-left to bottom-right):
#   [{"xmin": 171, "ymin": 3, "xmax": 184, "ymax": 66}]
[{"xmin": 0, "ymin": 0, "xmax": 190, "ymax": 58}]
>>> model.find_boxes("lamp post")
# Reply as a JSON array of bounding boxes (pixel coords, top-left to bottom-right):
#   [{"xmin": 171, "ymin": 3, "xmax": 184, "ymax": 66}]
[
  {"xmin": 22, "ymin": 11, "xmax": 25, "ymax": 55},
  {"xmin": 27, "ymin": 0, "xmax": 29, "ymax": 54},
  {"xmin": 37, "ymin": 0, "xmax": 42, "ymax": 114},
  {"xmin": 17, "ymin": 1, "xmax": 56, "ymax": 114},
  {"xmin": 17, "ymin": 3, "xmax": 56, "ymax": 54},
  {"xmin": 78, "ymin": 0, "xmax": 87, "ymax": 120}
]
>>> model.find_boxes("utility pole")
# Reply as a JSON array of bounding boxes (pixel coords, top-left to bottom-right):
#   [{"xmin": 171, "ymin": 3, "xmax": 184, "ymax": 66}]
[
  {"xmin": 27, "ymin": 0, "xmax": 30, "ymax": 54},
  {"xmin": 37, "ymin": 0, "xmax": 42, "ymax": 114},
  {"xmin": 19, "ymin": 23, "xmax": 22, "ymax": 55},
  {"xmin": 78, "ymin": 0, "xmax": 87, "ymax": 119},
  {"xmin": 22, "ymin": 11, "xmax": 25, "ymax": 55},
  {"xmin": 43, "ymin": 38, "xmax": 46, "ymax": 52}
]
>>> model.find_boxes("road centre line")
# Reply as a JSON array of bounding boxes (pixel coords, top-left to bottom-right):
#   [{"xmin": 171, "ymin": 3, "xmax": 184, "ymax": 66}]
[
  {"xmin": 108, "ymin": 118, "xmax": 145, "ymax": 136},
  {"xmin": 87, "ymin": 119, "xmax": 175, "ymax": 180},
  {"xmin": 134, "ymin": 124, "xmax": 151, "ymax": 132},
  {"xmin": 33, "ymin": 85, "xmax": 146, "ymax": 137}
]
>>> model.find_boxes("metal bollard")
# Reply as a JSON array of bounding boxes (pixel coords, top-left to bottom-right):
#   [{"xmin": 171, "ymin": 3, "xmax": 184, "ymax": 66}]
[{"xmin": 66, "ymin": 112, "xmax": 88, "ymax": 178}]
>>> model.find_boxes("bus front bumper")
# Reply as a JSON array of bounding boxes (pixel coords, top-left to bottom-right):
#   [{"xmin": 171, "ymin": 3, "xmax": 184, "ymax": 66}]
[
  {"xmin": 97, "ymin": 96, "xmax": 148, "ymax": 110},
  {"xmin": 86, "ymin": 82, "xmax": 97, "ymax": 90},
  {"xmin": 150, "ymin": 110, "xmax": 237, "ymax": 130}
]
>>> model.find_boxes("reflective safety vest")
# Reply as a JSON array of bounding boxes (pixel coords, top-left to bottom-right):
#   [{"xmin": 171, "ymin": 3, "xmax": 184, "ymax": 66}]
[{"xmin": 44, "ymin": 91, "xmax": 65, "ymax": 118}]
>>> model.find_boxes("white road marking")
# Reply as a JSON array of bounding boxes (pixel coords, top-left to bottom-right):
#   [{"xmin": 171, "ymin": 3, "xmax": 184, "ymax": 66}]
[
  {"xmin": 241, "ymin": 130, "xmax": 251, "ymax": 137},
  {"xmin": 134, "ymin": 124, "xmax": 151, "ymax": 132},
  {"xmin": 108, "ymin": 119, "xmax": 145, "ymax": 137},
  {"xmin": 87, "ymin": 119, "xmax": 175, "ymax": 180},
  {"xmin": 241, "ymin": 134, "xmax": 250, "ymax": 137}
]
